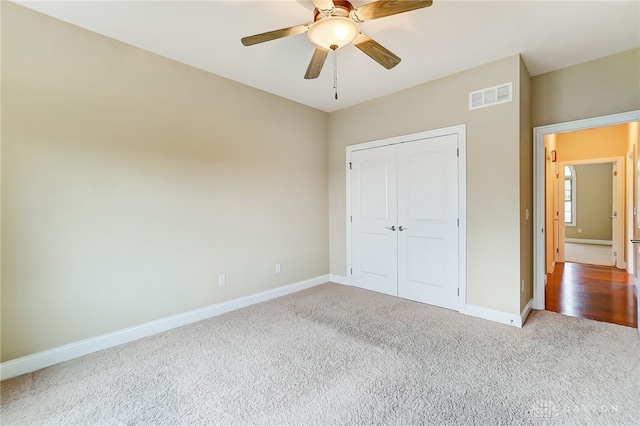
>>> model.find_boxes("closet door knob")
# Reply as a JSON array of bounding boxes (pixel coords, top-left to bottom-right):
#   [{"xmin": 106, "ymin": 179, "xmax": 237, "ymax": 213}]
[
  {"xmin": 385, "ymin": 226, "xmax": 396, "ymax": 231},
  {"xmin": 398, "ymin": 226, "xmax": 407, "ymax": 232}
]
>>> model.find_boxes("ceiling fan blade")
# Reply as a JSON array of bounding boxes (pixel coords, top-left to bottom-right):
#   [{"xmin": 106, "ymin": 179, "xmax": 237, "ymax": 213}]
[
  {"xmin": 304, "ymin": 47, "xmax": 329, "ymax": 79},
  {"xmin": 241, "ymin": 23, "xmax": 312, "ymax": 47},
  {"xmin": 352, "ymin": 0, "xmax": 432, "ymax": 22},
  {"xmin": 312, "ymin": 0, "xmax": 335, "ymax": 12},
  {"xmin": 353, "ymin": 33, "xmax": 401, "ymax": 69}
]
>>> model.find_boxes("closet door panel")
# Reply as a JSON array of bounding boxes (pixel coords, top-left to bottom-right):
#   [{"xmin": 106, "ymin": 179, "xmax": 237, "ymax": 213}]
[
  {"xmin": 351, "ymin": 145, "xmax": 398, "ymax": 296},
  {"xmin": 397, "ymin": 135, "xmax": 459, "ymax": 309}
]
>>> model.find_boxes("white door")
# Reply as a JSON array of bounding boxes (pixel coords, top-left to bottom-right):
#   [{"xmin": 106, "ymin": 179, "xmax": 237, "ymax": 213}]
[
  {"xmin": 397, "ymin": 135, "xmax": 459, "ymax": 309},
  {"xmin": 350, "ymin": 145, "xmax": 398, "ymax": 296},
  {"xmin": 350, "ymin": 134, "xmax": 459, "ymax": 310}
]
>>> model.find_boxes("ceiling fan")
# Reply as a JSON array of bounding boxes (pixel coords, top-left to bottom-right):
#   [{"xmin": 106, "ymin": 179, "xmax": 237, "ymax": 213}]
[{"xmin": 241, "ymin": 0, "xmax": 433, "ymax": 80}]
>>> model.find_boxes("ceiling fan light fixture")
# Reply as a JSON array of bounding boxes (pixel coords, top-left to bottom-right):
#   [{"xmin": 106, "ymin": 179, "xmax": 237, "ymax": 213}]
[{"xmin": 307, "ymin": 16, "xmax": 359, "ymax": 50}]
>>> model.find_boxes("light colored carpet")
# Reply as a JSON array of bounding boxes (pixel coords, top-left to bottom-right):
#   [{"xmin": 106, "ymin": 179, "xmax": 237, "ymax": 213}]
[
  {"xmin": 565, "ymin": 242, "xmax": 614, "ymax": 266},
  {"xmin": 2, "ymin": 283, "xmax": 639, "ymax": 425}
]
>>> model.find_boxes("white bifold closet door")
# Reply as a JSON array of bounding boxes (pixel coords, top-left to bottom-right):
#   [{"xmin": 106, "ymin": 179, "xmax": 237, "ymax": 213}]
[{"xmin": 351, "ymin": 134, "xmax": 459, "ymax": 310}]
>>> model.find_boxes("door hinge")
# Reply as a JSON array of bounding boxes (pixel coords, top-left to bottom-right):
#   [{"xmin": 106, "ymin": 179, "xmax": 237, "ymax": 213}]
[
  {"xmin": 556, "ymin": 248, "xmax": 559, "ymax": 253},
  {"xmin": 457, "ymin": 218, "xmax": 459, "ymax": 227},
  {"xmin": 349, "ymin": 162, "xmax": 352, "ymax": 170},
  {"xmin": 350, "ymin": 268, "xmax": 353, "ymax": 275},
  {"xmin": 456, "ymin": 148, "xmax": 459, "ymax": 157},
  {"xmin": 457, "ymin": 288, "xmax": 459, "ymax": 297},
  {"xmin": 350, "ymin": 215, "xmax": 352, "ymax": 223},
  {"xmin": 613, "ymin": 170, "xmax": 617, "ymax": 176}
]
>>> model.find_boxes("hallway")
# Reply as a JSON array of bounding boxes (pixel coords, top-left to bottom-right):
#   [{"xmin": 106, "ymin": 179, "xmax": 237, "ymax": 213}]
[{"xmin": 546, "ymin": 262, "xmax": 638, "ymax": 328}]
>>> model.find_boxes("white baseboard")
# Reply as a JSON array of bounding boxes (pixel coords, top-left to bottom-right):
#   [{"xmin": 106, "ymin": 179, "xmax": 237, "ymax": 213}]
[
  {"xmin": 0, "ymin": 274, "xmax": 330, "ymax": 381},
  {"xmin": 520, "ymin": 298, "xmax": 533, "ymax": 326},
  {"xmin": 329, "ymin": 274, "xmax": 349, "ymax": 285},
  {"xmin": 565, "ymin": 238, "xmax": 612, "ymax": 245},
  {"xmin": 464, "ymin": 304, "xmax": 525, "ymax": 328}
]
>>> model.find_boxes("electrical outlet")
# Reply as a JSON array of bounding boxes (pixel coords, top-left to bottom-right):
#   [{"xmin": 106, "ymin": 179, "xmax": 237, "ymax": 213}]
[
  {"xmin": 275, "ymin": 263, "xmax": 281, "ymax": 274},
  {"xmin": 578, "ymin": 228, "xmax": 582, "ymax": 233},
  {"xmin": 218, "ymin": 274, "xmax": 226, "ymax": 286}
]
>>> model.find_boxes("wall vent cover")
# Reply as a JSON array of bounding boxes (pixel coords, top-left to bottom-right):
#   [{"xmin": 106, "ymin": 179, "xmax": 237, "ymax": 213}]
[{"xmin": 469, "ymin": 82, "xmax": 513, "ymax": 110}]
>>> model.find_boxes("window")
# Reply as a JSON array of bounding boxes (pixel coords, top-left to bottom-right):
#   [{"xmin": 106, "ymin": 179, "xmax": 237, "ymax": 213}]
[{"xmin": 564, "ymin": 165, "xmax": 576, "ymax": 226}]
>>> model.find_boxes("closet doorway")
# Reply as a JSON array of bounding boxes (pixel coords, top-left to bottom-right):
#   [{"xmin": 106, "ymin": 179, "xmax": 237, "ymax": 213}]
[{"xmin": 346, "ymin": 126, "xmax": 466, "ymax": 311}]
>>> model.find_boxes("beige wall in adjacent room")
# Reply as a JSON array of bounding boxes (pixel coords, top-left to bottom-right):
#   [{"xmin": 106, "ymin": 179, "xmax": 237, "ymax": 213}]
[
  {"xmin": 1, "ymin": 3, "xmax": 329, "ymax": 361},
  {"xmin": 554, "ymin": 123, "xmax": 632, "ymax": 263},
  {"xmin": 544, "ymin": 124, "xmax": 632, "ymax": 270},
  {"xmin": 565, "ymin": 163, "xmax": 614, "ymax": 241},
  {"xmin": 329, "ymin": 55, "xmax": 524, "ymax": 315},
  {"xmin": 544, "ymin": 135, "xmax": 559, "ymax": 274},
  {"xmin": 532, "ymin": 48, "xmax": 640, "ymax": 127},
  {"xmin": 555, "ymin": 123, "xmax": 630, "ymax": 163}
]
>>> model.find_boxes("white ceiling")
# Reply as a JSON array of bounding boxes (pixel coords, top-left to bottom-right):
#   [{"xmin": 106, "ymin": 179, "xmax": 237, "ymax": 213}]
[{"xmin": 14, "ymin": 0, "xmax": 640, "ymax": 113}]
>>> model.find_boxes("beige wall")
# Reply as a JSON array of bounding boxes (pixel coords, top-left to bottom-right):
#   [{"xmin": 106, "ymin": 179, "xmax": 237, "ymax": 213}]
[
  {"xmin": 1, "ymin": 3, "xmax": 329, "ymax": 361},
  {"xmin": 531, "ymin": 49, "xmax": 640, "ymax": 127},
  {"xmin": 533, "ymin": 49, "xmax": 639, "ymax": 275},
  {"xmin": 519, "ymin": 58, "xmax": 533, "ymax": 312},
  {"xmin": 532, "ymin": 48, "xmax": 640, "ymax": 127},
  {"xmin": 329, "ymin": 55, "xmax": 524, "ymax": 315},
  {"xmin": 565, "ymin": 164, "xmax": 613, "ymax": 241},
  {"xmin": 4, "ymin": 3, "xmax": 637, "ymax": 363}
]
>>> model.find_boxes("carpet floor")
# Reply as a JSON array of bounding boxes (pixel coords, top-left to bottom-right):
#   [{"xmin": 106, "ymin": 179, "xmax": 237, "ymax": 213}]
[{"xmin": 2, "ymin": 283, "xmax": 639, "ymax": 425}]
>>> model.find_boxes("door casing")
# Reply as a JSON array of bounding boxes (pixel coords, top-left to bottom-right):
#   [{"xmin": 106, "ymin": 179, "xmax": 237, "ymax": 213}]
[
  {"xmin": 346, "ymin": 125, "xmax": 467, "ymax": 312},
  {"xmin": 533, "ymin": 110, "xmax": 640, "ymax": 310}
]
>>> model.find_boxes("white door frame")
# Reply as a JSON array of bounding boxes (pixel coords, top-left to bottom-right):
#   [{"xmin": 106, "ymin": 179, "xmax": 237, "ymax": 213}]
[
  {"xmin": 625, "ymin": 147, "xmax": 636, "ymax": 274},
  {"xmin": 533, "ymin": 110, "xmax": 640, "ymax": 310},
  {"xmin": 346, "ymin": 124, "xmax": 467, "ymax": 312}
]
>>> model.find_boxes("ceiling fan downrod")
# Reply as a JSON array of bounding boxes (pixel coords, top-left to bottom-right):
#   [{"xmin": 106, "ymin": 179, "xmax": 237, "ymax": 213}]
[{"xmin": 331, "ymin": 44, "xmax": 338, "ymax": 100}]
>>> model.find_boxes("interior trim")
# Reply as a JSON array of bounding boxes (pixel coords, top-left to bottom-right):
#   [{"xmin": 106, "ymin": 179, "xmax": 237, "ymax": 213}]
[
  {"xmin": 533, "ymin": 110, "xmax": 640, "ymax": 310},
  {"xmin": 0, "ymin": 274, "xmax": 329, "ymax": 381}
]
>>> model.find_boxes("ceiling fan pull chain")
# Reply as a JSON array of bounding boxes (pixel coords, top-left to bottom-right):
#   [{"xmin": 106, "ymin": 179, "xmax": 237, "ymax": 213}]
[{"xmin": 331, "ymin": 44, "xmax": 338, "ymax": 100}]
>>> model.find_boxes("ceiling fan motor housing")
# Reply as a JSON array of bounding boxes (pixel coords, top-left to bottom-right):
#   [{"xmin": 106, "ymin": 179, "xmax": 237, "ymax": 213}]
[{"xmin": 313, "ymin": 0, "xmax": 354, "ymax": 21}]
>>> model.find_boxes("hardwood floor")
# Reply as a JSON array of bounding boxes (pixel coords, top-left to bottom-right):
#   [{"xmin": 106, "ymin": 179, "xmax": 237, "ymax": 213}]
[{"xmin": 546, "ymin": 262, "xmax": 638, "ymax": 328}]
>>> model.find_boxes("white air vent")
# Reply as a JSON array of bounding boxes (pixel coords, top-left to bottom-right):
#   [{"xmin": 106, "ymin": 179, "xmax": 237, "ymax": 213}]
[{"xmin": 469, "ymin": 82, "xmax": 513, "ymax": 110}]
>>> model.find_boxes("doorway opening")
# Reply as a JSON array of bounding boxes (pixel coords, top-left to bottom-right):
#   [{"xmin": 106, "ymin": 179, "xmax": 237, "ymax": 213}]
[
  {"xmin": 533, "ymin": 111, "xmax": 640, "ymax": 330},
  {"xmin": 562, "ymin": 164, "xmax": 616, "ymax": 266},
  {"xmin": 558, "ymin": 159, "xmax": 621, "ymax": 268}
]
